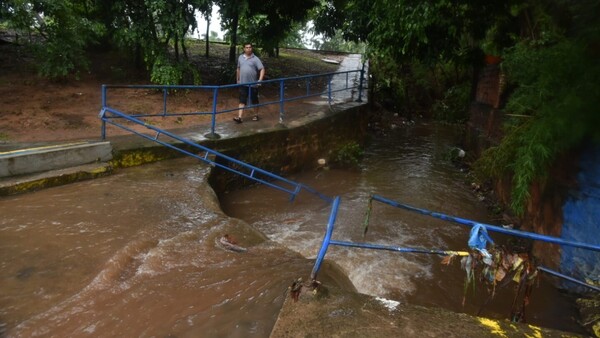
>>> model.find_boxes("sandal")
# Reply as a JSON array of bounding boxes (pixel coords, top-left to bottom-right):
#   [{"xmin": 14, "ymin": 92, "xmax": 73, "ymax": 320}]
[
  {"xmin": 251, "ymin": 115, "xmax": 260, "ymax": 121},
  {"xmin": 233, "ymin": 117, "xmax": 242, "ymax": 124}
]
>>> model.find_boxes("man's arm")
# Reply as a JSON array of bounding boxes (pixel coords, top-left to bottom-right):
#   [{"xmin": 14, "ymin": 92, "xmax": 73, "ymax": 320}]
[
  {"xmin": 258, "ymin": 68, "xmax": 265, "ymax": 81},
  {"xmin": 236, "ymin": 67, "xmax": 240, "ymax": 83}
]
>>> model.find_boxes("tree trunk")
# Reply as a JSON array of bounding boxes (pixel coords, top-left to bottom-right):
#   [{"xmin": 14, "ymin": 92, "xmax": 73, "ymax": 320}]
[
  {"xmin": 205, "ymin": 18, "xmax": 210, "ymax": 57},
  {"xmin": 173, "ymin": 34, "xmax": 180, "ymax": 62},
  {"xmin": 182, "ymin": 35, "xmax": 188, "ymax": 61},
  {"xmin": 228, "ymin": 9, "xmax": 239, "ymax": 64}
]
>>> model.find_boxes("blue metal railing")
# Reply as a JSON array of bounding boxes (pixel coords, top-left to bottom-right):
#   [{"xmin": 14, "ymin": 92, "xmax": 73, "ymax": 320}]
[
  {"xmin": 310, "ymin": 194, "xmax": 600, "ymax": 292},
  {"xmin": 99, "ymin": 106, "xmax": 333, "ymax": 203},
  {"xmin": 100, "ymin": 68, "xmax": 365, "ymax": 139}
]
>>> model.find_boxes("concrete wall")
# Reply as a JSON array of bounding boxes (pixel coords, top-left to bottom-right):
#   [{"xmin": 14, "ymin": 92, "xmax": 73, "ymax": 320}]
[
  {"xmin": 206, "ymin": 104, "xmax": 369, "ymax": 193},
  {"xmin": 561, "ymin": 146, "xmax": 600, "ymax": 287},
  {"xmin": 106, "ymin": 102, "xmax": 368, "ymax": 196}
]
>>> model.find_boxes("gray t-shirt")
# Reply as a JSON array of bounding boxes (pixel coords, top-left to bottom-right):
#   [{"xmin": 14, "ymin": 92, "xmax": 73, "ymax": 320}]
[{"xmin": 238, "ymin": 53, "xmax": 264, "ymax": 85}]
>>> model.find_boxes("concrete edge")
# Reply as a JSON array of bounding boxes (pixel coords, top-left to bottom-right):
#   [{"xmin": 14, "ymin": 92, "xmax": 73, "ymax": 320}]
[
  {"xmin": 269, "ymin": 282, "xmax": 584, "ymax": 338},
  {"xmin": 0, "ymin": 162, "xmax": 112, "ymax": 196}
]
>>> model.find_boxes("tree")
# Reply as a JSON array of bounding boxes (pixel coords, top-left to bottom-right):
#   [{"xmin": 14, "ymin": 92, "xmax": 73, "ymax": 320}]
[
  {"xmin": 218, "ymin": 0, "xmax": 319, "ymax": 61},
  {"xmin": 2, "ymin": 0, "xmax": 105, "ymax": 79},
  {"xmin": 474, "ymin": 0, "xmax": 600, "ymax": 214},
  {"xmin": 242, "ymin": 0, "xmax": 318, "ymax": 57},
  {"xmin": 2, "ymin": 0, "xmax": 212, "ymax": 83},
  {"xmin": 217, "ymin": 0, "xmax": 245, "ymax": 63},
  {"xmin": 196, "ymin": 1, "xmax": 213, "ymax": 57}
]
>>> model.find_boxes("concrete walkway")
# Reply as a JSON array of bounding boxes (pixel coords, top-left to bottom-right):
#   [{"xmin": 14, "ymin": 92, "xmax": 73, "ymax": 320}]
[
  {"xmin": 0, "ymin": 97, "xmax": 366, "ymax": 196},
  {"xmin": 0, "ymin": 53, "xmax": 368, "ymax": 195}
]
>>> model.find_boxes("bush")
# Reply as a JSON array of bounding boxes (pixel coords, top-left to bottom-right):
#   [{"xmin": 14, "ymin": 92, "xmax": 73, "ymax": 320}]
[
  {"xmin": 150, "ymin": 56, "xmax": 201, "ymax": 85},
  {"xmin": 473, "ymin": 40, "xmax": 600, "ymax": 215},
  {"xmin": 36, "ymin": 39, "xmax": 88, "ymax": 80},
  {"xmin": 331, "ymin": 141, "xmax": 364, "ymax": 168},
  {"xmin": 432, "ymin": 82, "xmax": 471, "ymax": 122}
]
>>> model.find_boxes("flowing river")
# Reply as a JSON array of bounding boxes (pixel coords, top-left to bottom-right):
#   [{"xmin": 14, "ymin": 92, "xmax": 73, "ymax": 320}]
[{"xmin": 0, "ymin": 122, "xmax": 585, "ymax": 336}]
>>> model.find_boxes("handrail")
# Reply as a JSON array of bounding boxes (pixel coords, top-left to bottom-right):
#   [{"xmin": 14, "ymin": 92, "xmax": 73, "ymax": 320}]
[
  {"xmin": 99, "ymin": 106, "xmax": 333, "ymax": 204},
  {"xmin": 310, "ymin": 194, "xmax": 600, "ymax": 293},
  {"xmin": 370, "ymin": 194, "xmax": 600, "ymax": 252},
  {"xmin": 100, "ymin": 68, "xmax": 365, "ymax": 139}
]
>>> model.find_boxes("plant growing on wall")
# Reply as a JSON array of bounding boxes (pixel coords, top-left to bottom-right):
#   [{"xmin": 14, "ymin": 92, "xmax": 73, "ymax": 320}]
[
  {"xmin": 331, "ymin": 141, "xmax": 364, "ymax": 168},
  {"xmin": 474, "ymin": 39, "xmax": 600, "ymax": 215}
]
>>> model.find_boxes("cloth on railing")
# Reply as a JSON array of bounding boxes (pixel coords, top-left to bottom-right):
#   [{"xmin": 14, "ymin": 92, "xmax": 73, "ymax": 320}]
[{"xmin": 468, "ymin": 223, "xmax": 494, "ymax": 263}]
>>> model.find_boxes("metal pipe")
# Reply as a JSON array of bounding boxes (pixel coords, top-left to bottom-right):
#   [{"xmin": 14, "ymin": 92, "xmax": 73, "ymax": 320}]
[
  {"xmin": 329, "ymin": 240, "xmax": 469, "ymax": 256},
  {"xmin": 370, "ymin": 194, "xmax": 600, "ymax": 252},
  {"xmin": 357, "ymin": 62, "xmax": 365, "ymax": 103},
  {"xmin": 310, "ymin": 196, "xmax": 341, "ymax": 280},
  {"xmin": 538, "ymin": 266, "xmax": 600, "ymax": 292}
]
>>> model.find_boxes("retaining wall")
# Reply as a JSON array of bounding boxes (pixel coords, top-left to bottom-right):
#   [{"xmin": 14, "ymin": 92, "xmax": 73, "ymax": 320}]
[{"xmin": 467, "ymin": 64, "xmax": 599, "ymax": 286}]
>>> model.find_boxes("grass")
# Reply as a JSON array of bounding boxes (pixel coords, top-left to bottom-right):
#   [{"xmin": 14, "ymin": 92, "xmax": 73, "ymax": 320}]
[{"xmin": 184, "ymin": 40, "xmax": 342, "ymax": 84}]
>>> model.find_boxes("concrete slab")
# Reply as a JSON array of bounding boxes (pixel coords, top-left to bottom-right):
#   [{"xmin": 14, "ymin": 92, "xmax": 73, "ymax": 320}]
[
  {"xmin": 270, "ymin": 284, "xmax": 584, "ymax": 338},
  {"xmin": 0, "ymin": 162, "xmax": 112, "ymax": 195},
  {"xmin": 0, "ymin": 141, "xmax": 112, "ymax": 177}
]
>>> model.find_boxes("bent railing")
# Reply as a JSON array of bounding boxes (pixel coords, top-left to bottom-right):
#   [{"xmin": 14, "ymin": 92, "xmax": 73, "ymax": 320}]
[
  {"xmin": 310, "ymin": 194, "xmax": 600, "ymax": 293},
  {"xmin": 99, "ymin": 106, "xmax": 333, "ymax": 204}
]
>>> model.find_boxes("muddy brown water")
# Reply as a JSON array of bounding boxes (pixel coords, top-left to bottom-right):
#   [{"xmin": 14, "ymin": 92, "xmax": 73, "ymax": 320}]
[
  {"xmin": 0, "ymin": 159, "xmax": 332, "ymax": 337},
  {"xmin": 219, "ymin": 122, "xmax": 585, "ymax": 334},
  {"xmin": 0, "ymin": 122, "xmax": 585, "ymax": 336}
]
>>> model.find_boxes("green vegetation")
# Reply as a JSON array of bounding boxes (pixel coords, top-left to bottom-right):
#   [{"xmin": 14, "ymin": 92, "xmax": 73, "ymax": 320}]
[
  {"xmin": 311, "ymin": 0, "xmax": 600, "ymax": 214},
  {"xmin": 3, "ymin": 0, "xmax": 599, "ymax": 214},
  {"xmin": 331, "ymin": 141, "xmax": 363, "ymax": 168},
  {"xmin": 0, "ymin": 0, "xmax": 320, "ymax": 83},
  {"xmin": 474, "ymin": 39, "xmax": 600, "ymax": 214}
]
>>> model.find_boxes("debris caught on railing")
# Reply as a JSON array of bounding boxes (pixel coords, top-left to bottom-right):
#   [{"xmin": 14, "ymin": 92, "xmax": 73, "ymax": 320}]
[
  {"xmin": 215, "ymin": 234, "xmax": 247, "ymax": 253},
  {"xmin": 287, "ymin": 278, "xmax": 324, "ymax": 302},
  {"xmin": 290, "ymin": 277, "xmax": 304, "ymax": 302},
  {"xmin": 449, "ymin": 247, "xmax": 539, "ymax": 322}
]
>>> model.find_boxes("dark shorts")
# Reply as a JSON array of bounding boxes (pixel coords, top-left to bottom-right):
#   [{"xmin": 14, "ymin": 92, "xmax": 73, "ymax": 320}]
[{"xmin": 239, "ymin": 86, "xmax": 259, "ymax": 105}]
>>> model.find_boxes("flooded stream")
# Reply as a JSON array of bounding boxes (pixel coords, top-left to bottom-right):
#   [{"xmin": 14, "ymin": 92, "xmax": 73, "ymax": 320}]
[
  {"xmin": 0, "ymin": 122, "xmax": 585, "ymax": 336},
  {"xmin": 220, "ymin": 122, "xmax": 585, "ymax": 334},
  {"xmin": 0, "ymin": 159, "xmax": 331, "ymax": 337}
]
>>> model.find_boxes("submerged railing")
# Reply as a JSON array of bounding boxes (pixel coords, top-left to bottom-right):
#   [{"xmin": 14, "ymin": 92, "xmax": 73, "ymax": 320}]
[
  {"xmin": 100, "ymin": 67, "xmax": 365, "ymax": 140},
  {"xmin": 310, "ymin": 194, "xmax": 600, "ymax": 293}
]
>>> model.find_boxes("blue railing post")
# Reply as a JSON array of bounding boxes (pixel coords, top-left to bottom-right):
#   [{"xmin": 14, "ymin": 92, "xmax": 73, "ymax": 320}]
[
  {"xmin": 311, "ymin": 196, "xmax": 341, "ymax": 281},
  {"xmin": 279, "ymin": 79, "xmax": 285, "ymax": 123},
  {"xmin": 305, "ymin": 78, "xmax": 310, "ymax": 96},
  {"xmin": 345, "ymin": 72, "xmax": 349, "ymax": 89},
  {"xmin": 162, "ymin": 88, "xmax": 168, "ymax": 115},
  {"xmin": 327, "ymin": 75, "xmax": 333, "ymax": 105},
  {"xmin": 100, "ymin": 85, "xmax": 107, "ymax": 140},
  {"xmin": 357, "ymin": 62, "xmax": 365, "ymax": 103},
  {"xmin": 205, "ymin": 87, "xmax": 220, "ymax": 139}
]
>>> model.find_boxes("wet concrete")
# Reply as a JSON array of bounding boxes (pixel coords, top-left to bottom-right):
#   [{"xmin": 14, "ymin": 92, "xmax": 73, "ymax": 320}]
[{"xmin": 271, "ymin": 284, "xmax": 584, "ymax": 337}]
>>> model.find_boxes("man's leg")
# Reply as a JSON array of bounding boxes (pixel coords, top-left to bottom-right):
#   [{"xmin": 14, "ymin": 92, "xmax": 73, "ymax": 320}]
[
  {"xmin": 251, "ymin": 87, "xmax": 260, "ymax": 121},
  {"xmin": 235, "ymin": 87, "xmax": 249, "ymax": 123},
  {"xmin": 238, "ymin": 103, "xmax": 245, "ymax": 119}
]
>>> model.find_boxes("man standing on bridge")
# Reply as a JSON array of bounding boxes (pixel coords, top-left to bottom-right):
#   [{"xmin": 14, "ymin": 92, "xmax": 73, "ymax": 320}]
[{"xmin": 233, "ymin": 43, "xmax": 265, "ymax": 124}]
